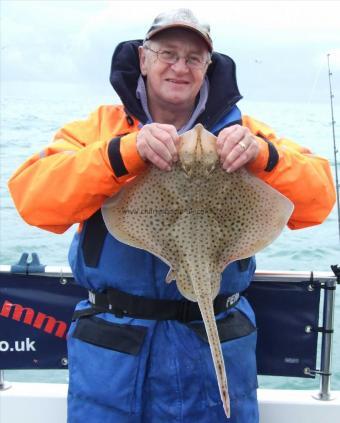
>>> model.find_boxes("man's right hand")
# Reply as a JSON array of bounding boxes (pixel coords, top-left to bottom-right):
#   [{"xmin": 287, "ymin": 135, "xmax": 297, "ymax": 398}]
[{"xmin": 136, "ymin": 123, "xmax": 179, "ymax": 171}]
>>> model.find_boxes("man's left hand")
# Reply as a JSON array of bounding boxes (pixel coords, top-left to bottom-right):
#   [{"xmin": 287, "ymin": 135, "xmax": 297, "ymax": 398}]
[{"xmin": 216, "ymin": 125, "xmax": 259, "ymax": 172}]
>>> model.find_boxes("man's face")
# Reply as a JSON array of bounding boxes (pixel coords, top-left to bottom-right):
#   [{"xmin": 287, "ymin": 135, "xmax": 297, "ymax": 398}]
[{"xmin": 139, "ymin": 29, "xmax": 210, "ymax": 110}]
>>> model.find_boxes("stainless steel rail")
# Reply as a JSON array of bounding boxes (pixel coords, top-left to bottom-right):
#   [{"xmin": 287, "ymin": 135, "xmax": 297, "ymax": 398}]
[
  {"xmin": 0, "ymin": 265, "xmax": 336, "ymax": 283},
  {"xmin": 0, "ymin": 369, "xmax": 11, "ymax": 391},
  {"xmin": 314, "ymin": 276, "xmax": 337, "ymax": 400}
]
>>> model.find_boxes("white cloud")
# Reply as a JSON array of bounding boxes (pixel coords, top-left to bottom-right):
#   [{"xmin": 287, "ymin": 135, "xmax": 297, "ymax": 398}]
[{"xmin": 1, "ymin": 0, "xmax": 339, "ymax": 101}]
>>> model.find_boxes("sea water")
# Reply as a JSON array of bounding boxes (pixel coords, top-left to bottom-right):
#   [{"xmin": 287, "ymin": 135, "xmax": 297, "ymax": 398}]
[{"xmin": 0, "ymin": 81, "xmax": 339, "ymax": 390}]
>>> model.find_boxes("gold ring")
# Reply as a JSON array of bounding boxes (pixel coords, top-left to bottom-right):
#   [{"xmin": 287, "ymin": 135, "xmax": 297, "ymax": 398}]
[{"xmin": 239, "ymin": 141, "xmax": 247, "ymax": 151}]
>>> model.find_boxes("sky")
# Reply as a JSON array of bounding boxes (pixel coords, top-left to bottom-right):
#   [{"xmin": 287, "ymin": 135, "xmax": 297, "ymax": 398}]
[{"xmin": 1, "ymin": 0, "xmax": 340, "ymax": 102}]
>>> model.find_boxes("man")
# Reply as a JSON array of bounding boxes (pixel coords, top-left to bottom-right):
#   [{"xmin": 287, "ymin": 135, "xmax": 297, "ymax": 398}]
[{"xmin": 8, "ymin": 8, "xmax": 335, "ymax": 423}]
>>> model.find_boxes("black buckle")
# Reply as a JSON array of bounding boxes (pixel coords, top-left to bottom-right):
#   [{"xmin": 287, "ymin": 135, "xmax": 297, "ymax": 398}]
[
  {"xmin": 113, "ymin": 307, "xmax": 126, "ymax": 318},
  {"xmin": 109, "ymin": 302, "xmax": 129, "ymax": 318},
  {"xmin": 105, "ymin": 289, "xmax": 127, "ymax": 318}
]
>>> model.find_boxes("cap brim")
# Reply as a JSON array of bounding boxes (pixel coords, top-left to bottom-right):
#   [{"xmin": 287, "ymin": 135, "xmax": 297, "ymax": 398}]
[{"xmin": 146, "ymin": 24, "xmax": 213, "ymax": 52}]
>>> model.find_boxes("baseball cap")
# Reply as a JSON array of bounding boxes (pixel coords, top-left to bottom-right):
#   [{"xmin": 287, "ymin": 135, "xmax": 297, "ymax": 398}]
[{"xmin": 145, "ymin": 8, "xmax": 213, "ymax": 52}]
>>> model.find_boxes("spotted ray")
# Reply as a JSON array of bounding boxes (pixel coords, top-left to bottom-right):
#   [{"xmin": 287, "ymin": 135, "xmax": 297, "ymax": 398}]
[{"xmin": 102, "ymin": 124, "xmax": 294, "ymax": 418}]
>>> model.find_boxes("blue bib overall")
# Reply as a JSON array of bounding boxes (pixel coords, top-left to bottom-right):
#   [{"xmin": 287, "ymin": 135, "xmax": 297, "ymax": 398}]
[{"xmin": 66, "ymin": 107, "xmax": 259, "ymax": 423}]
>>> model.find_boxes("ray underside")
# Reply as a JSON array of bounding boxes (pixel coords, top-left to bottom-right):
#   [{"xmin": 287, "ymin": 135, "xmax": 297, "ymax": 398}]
[{"xmin": 102, "ymin": 124, "xmax": 294, "ymax": 417}]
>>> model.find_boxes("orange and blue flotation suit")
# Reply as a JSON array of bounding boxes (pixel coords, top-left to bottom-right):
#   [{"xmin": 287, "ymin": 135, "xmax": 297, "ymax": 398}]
[{"xmin": 8, "ymin": 40, "xmax": 335, "ymax": 423}]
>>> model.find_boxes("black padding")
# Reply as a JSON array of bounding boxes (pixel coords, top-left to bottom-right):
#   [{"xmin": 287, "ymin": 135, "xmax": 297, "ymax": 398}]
[
  {"xmin": 187, "ymin": 310, "xmax": 256, "ymax": 343},
  {"xmin": 81, "ymin": 209, "xmax": 107, "ymax": 268},
  {"xmin": 72, "ymin": 316, "xmax": 147, "ymax": 355},
  {"xmin": 108, "ymin": 137, "xmax": 129, "ymax": 177}
]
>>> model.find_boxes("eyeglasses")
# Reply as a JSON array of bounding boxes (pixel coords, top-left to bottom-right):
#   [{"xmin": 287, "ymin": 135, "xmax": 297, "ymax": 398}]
[{"xmin": 144, "ymin": 45, "xmax": 211, "ymax": 70}]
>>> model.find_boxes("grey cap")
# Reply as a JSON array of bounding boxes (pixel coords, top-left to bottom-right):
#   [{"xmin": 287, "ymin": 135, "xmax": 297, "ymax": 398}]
[{"xmin": 145, "ymin": 8, "xmax": 213, "ymax": 52}]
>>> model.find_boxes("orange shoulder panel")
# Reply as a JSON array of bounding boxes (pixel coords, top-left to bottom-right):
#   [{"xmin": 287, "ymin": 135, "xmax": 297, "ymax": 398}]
[
  {"xmin": 9, "ymin": 109, "xmax": 336, "ymax": 234},
  {"xmin": 8, "ymin": 105, "xmax": 147, "ymax": 233},
  {"xmin": 243, "ymin": 115, "xmax": 335, "ymax": 229}
]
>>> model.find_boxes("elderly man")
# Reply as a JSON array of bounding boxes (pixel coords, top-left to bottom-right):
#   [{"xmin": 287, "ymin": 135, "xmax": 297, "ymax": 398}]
[{"xmin": 9, "ymin": 8, "xmax": 335, "ymax": 423}]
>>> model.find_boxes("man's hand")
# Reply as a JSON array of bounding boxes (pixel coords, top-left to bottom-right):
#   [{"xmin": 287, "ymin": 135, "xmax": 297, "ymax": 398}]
[
  {"xmin": 136, "ymin": 123, "xmax": 179, "ymax": 171},
  {"xmin": 216, "ymin": 125, "xmax": 259, "ymax": 172}
]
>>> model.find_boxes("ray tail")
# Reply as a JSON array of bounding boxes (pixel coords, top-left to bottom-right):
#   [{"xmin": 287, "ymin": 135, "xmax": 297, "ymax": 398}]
[{"xmin": 196, "ymin": 291, "xmax": 231, "ymax": 418}]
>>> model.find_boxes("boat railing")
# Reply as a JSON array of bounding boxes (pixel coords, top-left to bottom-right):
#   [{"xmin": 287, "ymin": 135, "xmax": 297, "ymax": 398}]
[{"xmin": 0, "ymin": 254, "xmax": 339, "ymax": 401}]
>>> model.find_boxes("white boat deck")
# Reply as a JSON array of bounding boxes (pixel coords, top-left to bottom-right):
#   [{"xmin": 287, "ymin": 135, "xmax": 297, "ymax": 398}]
[{"xmin": 1, "ymin": 382, "xmax": 340, "ymax": 423}]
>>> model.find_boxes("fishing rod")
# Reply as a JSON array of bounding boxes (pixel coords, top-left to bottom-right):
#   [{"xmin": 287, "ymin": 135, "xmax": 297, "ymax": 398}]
[{"xmin": 327, "ymin": 53, "xmax": 340, "ymax": 242}]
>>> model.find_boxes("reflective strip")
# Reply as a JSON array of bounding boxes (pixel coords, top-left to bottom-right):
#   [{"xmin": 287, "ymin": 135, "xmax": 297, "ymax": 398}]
[{"xmin": 38, "ymin": 150, "xmax": 75, "ymax": 159}]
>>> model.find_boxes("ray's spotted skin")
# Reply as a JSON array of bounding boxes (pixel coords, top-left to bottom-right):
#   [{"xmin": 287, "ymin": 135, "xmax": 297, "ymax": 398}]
[{"xmin": 102, "ymin": 124, "xmax": 294, "ymax": 418}]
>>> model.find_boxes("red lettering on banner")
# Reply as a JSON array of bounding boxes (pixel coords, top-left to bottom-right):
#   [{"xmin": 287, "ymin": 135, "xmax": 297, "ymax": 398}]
[
  {"xmin": 0, "ymin": 300, "xmax": 68, "ymax": 339},
  {"xmin": 0, "ymin": 300, "xmax": 34, "ymax": 324},
  {"xmin": 33, "ymin": 312, "xmax": 67, "ymax": 338}
]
